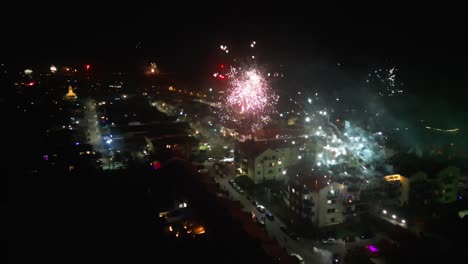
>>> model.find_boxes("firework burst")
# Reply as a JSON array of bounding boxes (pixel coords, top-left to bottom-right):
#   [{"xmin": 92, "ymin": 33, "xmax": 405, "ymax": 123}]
[
  {"xmin": 223, "ymin": 66, "xmax": 278, "ymax": 131},
  {"xmin": 366, "ymin": 67, "xmax": 404, "ymax": 97}
]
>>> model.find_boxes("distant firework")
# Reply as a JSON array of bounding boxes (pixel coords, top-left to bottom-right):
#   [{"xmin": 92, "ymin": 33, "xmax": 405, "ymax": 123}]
[
  {"xmin": 366, "ymin": 67, "xmax": 404, "ymax": 97},
  {"xmin": 223, "ymin": 66, "xmax": 278, "ymax": 131}
]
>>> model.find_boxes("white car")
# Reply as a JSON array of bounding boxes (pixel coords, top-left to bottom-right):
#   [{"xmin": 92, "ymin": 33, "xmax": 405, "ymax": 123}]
[
  {"xmin": 256, "ymin": 205, "xmax": 266, "ymax": 213},
  {"xmin": 290, "ymin": 253, "xmax": 304, "ymax": 264}
]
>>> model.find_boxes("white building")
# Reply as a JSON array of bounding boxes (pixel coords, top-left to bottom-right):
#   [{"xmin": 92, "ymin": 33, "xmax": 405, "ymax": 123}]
[
  {"xmin": 235, "ymin": 139, "xmax": 305, "ymax": 184},
  {"xmin": 286, "ymin": 168, "xmax": 354, "ymax": 227}
]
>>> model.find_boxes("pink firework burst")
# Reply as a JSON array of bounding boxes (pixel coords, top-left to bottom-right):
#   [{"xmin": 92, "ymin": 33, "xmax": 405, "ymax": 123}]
[{"xmin": 224, "ymin": 67, "xmax": 278, "ymax": 131}]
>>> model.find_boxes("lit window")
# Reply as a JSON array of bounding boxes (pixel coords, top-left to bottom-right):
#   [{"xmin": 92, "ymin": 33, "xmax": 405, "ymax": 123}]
[
  {"xmin": 327, "ymin": 200, "xmax": 332, "ymax": 204},
  {"xmin": 292, "ymin": 188, "xmax": 295, "ymax": 194}
]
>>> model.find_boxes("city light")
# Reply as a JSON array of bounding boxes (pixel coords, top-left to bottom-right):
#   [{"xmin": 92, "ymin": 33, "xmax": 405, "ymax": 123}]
[{"xmin": 385, "ymin": 174, "xmax": 401, "ymax": 181}]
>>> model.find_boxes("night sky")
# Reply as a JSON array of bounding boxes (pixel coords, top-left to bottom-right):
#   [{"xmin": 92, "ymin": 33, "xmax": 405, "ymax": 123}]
[{"xmin": 3, "ymin": 8, "xmax": 467, "ymax": 120}]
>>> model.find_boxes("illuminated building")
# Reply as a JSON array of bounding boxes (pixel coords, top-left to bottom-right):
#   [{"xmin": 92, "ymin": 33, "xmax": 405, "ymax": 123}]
[{"xmin": 384, "ymin": 174, "xmax": 410, "ymax": 207}]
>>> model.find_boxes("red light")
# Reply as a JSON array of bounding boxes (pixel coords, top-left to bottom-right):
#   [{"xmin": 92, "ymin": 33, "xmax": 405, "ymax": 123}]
[
  {"xmin": 220, "ymin": 64, "xmax": 224, "ymax": 68},
  {"xmin": 219, "ymin": 75, "xmax": 225, "ymax": 79},
  {"xmin": 85, "ymin": 64, "xmax": 91, "ymax": 70},
  {"xmin": 153, "ymin": 161, "xmax": 162, "ymax": 170},
  {"xmin": 27, "ymin": 81, "xmax": 35, "ymax": 86}
]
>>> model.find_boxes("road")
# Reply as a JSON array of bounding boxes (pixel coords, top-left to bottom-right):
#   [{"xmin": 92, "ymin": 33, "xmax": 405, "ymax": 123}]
[
  {"xmin": 205, "ymin": 161, "xmax": 335, "ymax": 264},
  {"xmin": 82, "ymin": 99, "xmax": 111, "ymax": 169}
]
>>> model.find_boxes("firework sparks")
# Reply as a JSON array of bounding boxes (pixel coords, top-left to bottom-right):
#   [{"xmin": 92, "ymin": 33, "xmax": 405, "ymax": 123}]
[
  {"xmin": 223, "ymin": 67, "xmax": 278, "ymax": 131},
  {"xmin": 292, "ymin": 91, "xmax": 391, "ymax": 178},
  {"xmin": 366, "ymin": 67, "xmax": 404, "ymax": 97},
  {"xmin": 313, "ymin": 120, "xmax": 388, "ymax": 176}
]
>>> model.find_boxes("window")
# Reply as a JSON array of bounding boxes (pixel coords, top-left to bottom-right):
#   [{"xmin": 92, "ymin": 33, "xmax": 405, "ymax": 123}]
[
  {"xmin": 330, "ymin": 218, "xmax": 336, "ymax": 222},
  {"xmin": 327, "ymin": 200, "xmax": 332, "ymax": 204},
  {"xmin": 272, "ymin": 155, "xmax": 276, "ymax": 160},
  {"xmin": 278, "ymin": 168, "xmax": 282, "ymax": 172},
  {"xmin": 268, "ymin": 170, "xmax": 272, "ymax": 174},
  {"xmin": 257, "ymin": 171, "xmax": 261, "ymax": 175},
  {"xmin": 332, "ymin": 200, "xmax": 336, "ymax": 204},
  {"xmin": 327, "ymin": 209, "xmax": 336, "ymax": 214}
]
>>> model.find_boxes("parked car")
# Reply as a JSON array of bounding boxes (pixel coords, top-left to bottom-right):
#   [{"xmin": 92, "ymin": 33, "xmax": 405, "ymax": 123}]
[
  {"xmin": 321, "ymin": 238, "xmax": 337, "ymax": 244},
  {"xmin": 255, "ymin": 216, "xmax": 265, "ymax": 226},
  {"xmin": 290, "ymin": 253, "xmax": 305, "ymax": 264},
  {"xmin": 288, "ymin": 232, "xmax": 300, "ymax": 240},
  {"xmin": 256, "ymin": 204, "xmax": 266, "ymax": 213},
  {"xmin": 265, "ymin": 211, "xmax": 275, "ymax": 221},
  {"xmin": 236, "ymin": 187, "xmax": 244, "ymax": 193}
]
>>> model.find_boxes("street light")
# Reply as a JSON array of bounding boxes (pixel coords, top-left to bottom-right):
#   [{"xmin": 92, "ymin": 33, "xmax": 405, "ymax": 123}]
[
  {"xmin": 382, "ymin": 210, "xmax": 387, "ymax": 214},
  {"xmin": 392, "ymin": 214, "xmax": 397, "ymax": 219}
]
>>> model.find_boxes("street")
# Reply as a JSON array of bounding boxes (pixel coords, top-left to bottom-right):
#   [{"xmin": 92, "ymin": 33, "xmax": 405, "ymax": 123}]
[
  {"xmin": 82, "ymin": 99, "xmax": 111, "ymax": 169},
  {"xmin": 205, "ymin": 161, "xmax": 337, "ymax": 264}
]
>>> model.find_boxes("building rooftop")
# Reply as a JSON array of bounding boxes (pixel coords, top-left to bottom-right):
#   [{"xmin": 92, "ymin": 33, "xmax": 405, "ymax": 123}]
[
  {"xmin": 237, "ymin": 138, "xmax": 306, "ymax": 158},
  {"xmin": 287, "ymin": 164, "xmax": 331, "ymax": 192}
]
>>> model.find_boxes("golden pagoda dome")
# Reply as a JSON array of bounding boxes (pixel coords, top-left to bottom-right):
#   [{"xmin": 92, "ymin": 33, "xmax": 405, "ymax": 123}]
[{"xmin": 64, "ymin": 85, "xmax": 77, "ymax": 100}]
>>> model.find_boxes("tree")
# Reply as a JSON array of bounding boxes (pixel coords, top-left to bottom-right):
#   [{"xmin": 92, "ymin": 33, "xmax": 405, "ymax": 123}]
[
  {"xmin": 434, "ymin": 166, "xmax": 460, "ymax": 204},
  {"xmin": 409, "ymin": 171, "xmax": 434, "ymax": 211}
]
